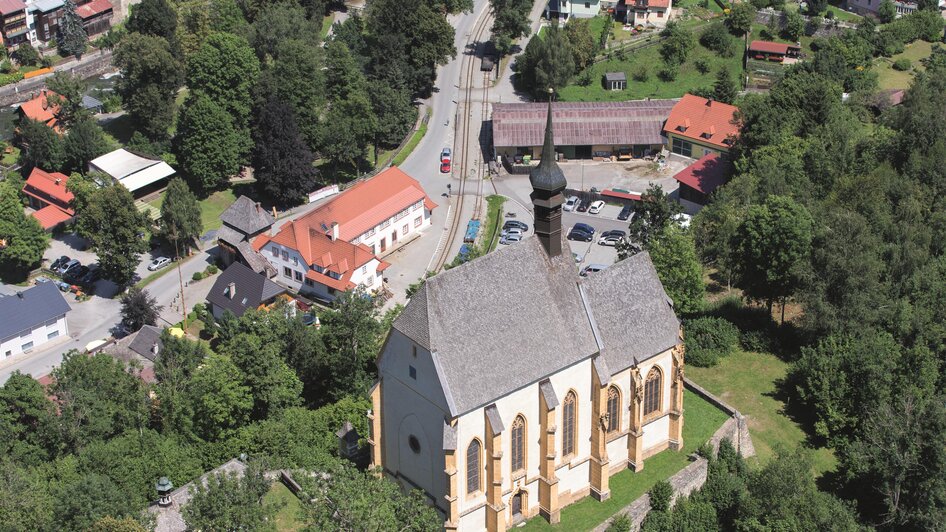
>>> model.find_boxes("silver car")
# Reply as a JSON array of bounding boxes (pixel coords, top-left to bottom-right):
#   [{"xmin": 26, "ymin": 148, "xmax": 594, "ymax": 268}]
[
  {"xmin": 148, "ymin": 257, "xmax": 171, "ymax": 271},
  {"xmin": 500, "ymin": 233, "xmax": 523, "ymax": 245}
]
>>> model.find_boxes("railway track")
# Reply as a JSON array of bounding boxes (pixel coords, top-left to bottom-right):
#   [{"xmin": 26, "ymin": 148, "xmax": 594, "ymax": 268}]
[{"xmin": 430, "ymin": 7, "xmax": 495, "ymax": 272}]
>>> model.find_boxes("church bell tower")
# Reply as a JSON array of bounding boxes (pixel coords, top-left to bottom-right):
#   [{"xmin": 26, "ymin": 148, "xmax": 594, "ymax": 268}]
[{"xmin": 530, "ymin": 96, "xmax": 568, "ymax": 258}]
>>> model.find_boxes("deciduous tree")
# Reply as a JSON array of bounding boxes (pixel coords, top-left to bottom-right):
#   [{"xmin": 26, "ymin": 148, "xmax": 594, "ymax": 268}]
[
  {"xmin": 62, "ymin": 116, "xmax": 110, "ymax": 173},
  {"xmin": 182, "ymin": 461, "xmax": 274, "ymax": 531},
  {"xmin": 727, "ymin": 3, "xmax": 756, "ymax": 37},
  {"xmin": 120, "ymin": 287, "xmax": 162, "ymax": 330},
  {"xmin": 0, "ymin": 372, "xmax": 59, "ymax": 465},
  {"xmin": 174, "ymin": 94, "xmax": 243, "ymax": 193},
  {"xmin": 184, "ymin": 353, "xmax": 252, "ymax": 441},
  {"xmin": 660, "ymin": 21, "xmax": 695, "ymax": 66},
  {"xmin": 126, "ymin": 0, "xmax": 177, "ymax": 44},
  {"xmin": 17, "ymin": 118, "xmax": 64, "ymax": 172},
  {"xmin": 252, "ymin": 95, "xmax": 319, "ymax": 206},
  {"xmin": 0, "ymin": 182, "xmax": 48, "ymax": 280},
  {"xmin": 647, "ymin": 225, "xmax": 704, "ymax": 314},
  {"xmin": 878, "ymin": 0, "xmax": 897, "ymax": 23},
  {"xmin": 223, "ymin": 333, "xmax": 303, "ymax": 420},
  {"xmin": 620, "ymin": 183, "xmax": 683, "ymax": 253},
  {"xmin": 76, "ymin": 185, "xmax": 149, "ymax": 286},
  {"xmin": 114, "ymin": 33, "xmax": 183, "ymax": 140}
]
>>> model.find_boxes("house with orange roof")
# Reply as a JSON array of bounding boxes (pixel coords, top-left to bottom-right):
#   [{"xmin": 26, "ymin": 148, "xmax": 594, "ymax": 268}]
[
  {"xmin": 22, "ymin": 167, "xmax": 74, "ymax": 230},
  {"xmin": 663, "ymin": 93, "xmax": 739, "ymax": 159},
  {"xmin": 625, "ymin": 0, "xmax": 672, "ymax": 28},
  {"xmin": 76, "ymin": 0, "xmax": 112, "ymax": 37},
  {"xmin": 17, "ymin": 88, "xmax": 60, "ymax": 132}
]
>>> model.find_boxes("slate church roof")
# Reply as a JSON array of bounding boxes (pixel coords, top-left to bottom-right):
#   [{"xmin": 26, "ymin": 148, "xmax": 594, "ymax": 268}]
[{"xmin": 392, "ymin": 236, "xmax": 680, "ymax": 416}]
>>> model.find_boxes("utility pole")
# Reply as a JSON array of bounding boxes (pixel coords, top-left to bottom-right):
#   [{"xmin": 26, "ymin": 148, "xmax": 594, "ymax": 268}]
[{"xmin": 174, "ymin": 237, "xmax": 187, "ymax": 331}]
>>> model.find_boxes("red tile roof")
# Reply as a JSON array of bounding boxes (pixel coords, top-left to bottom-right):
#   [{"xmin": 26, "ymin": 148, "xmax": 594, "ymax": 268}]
[
  {"xmin": 31, "ymin": 204, "xmax": 73, "ymax": 229},
  {"xmin": 76, "ymin": 0, "xmax": 111, "ymax": 18},
  {"xmin": 0, "ymin": 0, "xmax": 25, "ymax": 16},
  {"xmin": 294, "ymin": 167, "xmax": 435, "ymax": 242},
  {"xmin": 492, "ymin": 100, "xmax": 678, "ymax": 148},
  {"xmin": 646, "ymin": 0, "xmax": 670, "ymax": 7},
  {"xmin": 18, "ymin": 90, "xmax": 60, "ymax": 131},
  {"xmin": 254, "ymin": 224, "xmax": 388, "ymax": 292},
  {"xmin": 23, "ymin": 167, "xmax": 73, "ymax": 209},
  {"xmin": 749, "ymin": 40, "xmax": 799, "ymax": 55},
  {"xmin": 602, "ymin": 189, "xmax": 642, "ymax": 201},
  {"xmin": 663, "ymin": 94, "xmax": 739, "ymax": 150},
  {"xmin": 672, "ymin": 153, "xmax": 732, "ymax": 195}
]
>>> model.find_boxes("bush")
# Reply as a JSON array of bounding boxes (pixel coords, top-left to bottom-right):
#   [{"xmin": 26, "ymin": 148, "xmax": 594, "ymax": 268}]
[
  {"xmin": 700, "ymin": 22, "xmax": 735, "ymax": 57},
  {"xmin": 684, "ymin": 316, "xmax": 739, "ymax": 367},
  {"xmin": 606, "ymin": 514, "xmax": 632, "ymax": 532},
  {"xmin": 207, "ymin": 264, "xmax": 219, "ymax": 275},
  {"xmin": 649, "ymin": 480, "xmax": 674, "ymax": 512},
  {"xmin": 658, "ymin": 66, "xmax": 678, "ymax": 81},
  {"xmin": 824, "ymin": 10, "xmax": 834, "ymax": 19},
  {"xmin": 893, "ymin": 58, "xmax": 912, "ymax": 71},
  {"xmin": 192, "ymin": 271, "xmax": 204, "ymax": 281},
  {"xmin": 695, "ymin": 57, "xmax": 711, "ymax": 74},
  {"xmin": 632, "ymin": 64, "xmax": 649, "ymax": 82}
]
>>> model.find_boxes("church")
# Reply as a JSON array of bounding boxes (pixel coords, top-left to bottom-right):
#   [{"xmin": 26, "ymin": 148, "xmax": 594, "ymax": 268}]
[{"xmin": 369, "ymin": 103, "xmax": 685, "ymax": 531}]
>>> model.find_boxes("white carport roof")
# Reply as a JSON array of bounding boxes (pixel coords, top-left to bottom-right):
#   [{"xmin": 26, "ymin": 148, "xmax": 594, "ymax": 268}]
[{"xmin": 89, "ymin": 149, "xmax": 176, "ymax": 193}]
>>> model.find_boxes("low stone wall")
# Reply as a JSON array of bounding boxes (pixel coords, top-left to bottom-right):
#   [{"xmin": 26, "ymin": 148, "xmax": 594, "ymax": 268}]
[
  {"xmin": 0, "ymin": 49, "xmax": 115, "ymax": 108},
  {"xmin": 592, "ymin": 379, "xmax": 755, "ymax": 532}
]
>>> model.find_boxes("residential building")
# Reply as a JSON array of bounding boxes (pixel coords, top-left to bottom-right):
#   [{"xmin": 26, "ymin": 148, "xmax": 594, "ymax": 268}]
[
  {"xmin": 672, "ymin": 152, "xmax": 732, "ymax": 206},
  {"xmin": 492, "ymin": 99, "xmax": 678, "ymax": 161},
  {"xmin": 0, "ymin": 282, "xmax": 70, "ymax": 361},
  {"xmin": 105, "ymin": 324, "xmax": 163, "ymax": 383},
  {"xmin": 625, "ymin": 0, "xmax": 672, "ymax": 28},
  {"xmin": 27, "ymin": 0, "xmax": 62, "ymax": 43},
  {"xmin": 252, "ymin": 219, "xmax": 389, "ymax": 302},
  {"xmin": 216, "ymin": 195, "xmax": 276, "ymax": 276},
  {"xmin": 748, "ymin": 40, "xmax": 801, "ymax": 63},
  {"xmin": 17, "ymin": 88, "xmax": 60, "ymax": 132},
  {"xmin": 89, "ymin": 148, "xmax": 176, "ymax": 197},
  {"xmin": 845, "ymin": 0, "xmax": 916, "ymax": 16},
  {"xmin": 546, "ymin": 0, "xmax": 601, "ymax": 19},
  {"xmin": 370, "ymin": 103, "xmax": 684, "ymax": 531},
  {"xmin": 22, "ymin": 167, "xmax": 74, "ymax": 230},
  {"xmin": 663, "ymin": 93, "xmax": 739, "ymax": 158},
  {"xmin": 0, "ymin": 0, "xmax": 28, "ymax": 48},
  {"xmin": 205, "ymin": 262, "xmax": 287, "ymax": 320},
  {"xmin": 76, "ymin": 0, "xmax": 111, "ymax": 37}
]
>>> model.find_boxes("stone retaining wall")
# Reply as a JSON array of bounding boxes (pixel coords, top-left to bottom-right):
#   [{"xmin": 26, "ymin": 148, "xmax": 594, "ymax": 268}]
[
  {"xmin": 0, "ymin": 50, "xmax": 115, "ymax": 108},
  {"xmin": 592, "ymin": 379, "xmax": 755, "ymax": 532}
]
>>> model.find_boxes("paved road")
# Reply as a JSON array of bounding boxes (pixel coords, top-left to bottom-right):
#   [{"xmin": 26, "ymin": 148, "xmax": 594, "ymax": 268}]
[{"xmin": 0, "ymin": 246, "xmax": 218, "ymax": 384}]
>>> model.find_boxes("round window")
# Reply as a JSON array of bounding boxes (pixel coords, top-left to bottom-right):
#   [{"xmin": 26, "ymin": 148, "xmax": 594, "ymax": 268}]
[{"xmin": 408, "ymin": 435, "xmax": 421, "ymax": 454}]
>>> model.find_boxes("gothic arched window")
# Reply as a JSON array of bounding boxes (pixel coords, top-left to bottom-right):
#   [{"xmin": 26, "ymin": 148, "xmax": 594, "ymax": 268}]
[
  {"xmin": 563, "ymin": 391, "xmax": 577, "ymax": 457},
  {"xmin": 607, "ymin": 386, "xmax": 621, "ymax": 434},
  {"xmin": 644, "ymin": 367, "xmax": 662, "ymax": 417},
  {"xmin": 511, "ymin": 415, "xmax": 526, "ymax": 473},
  {"xmin": 466, "ymin": 439, "xmax": 481, "ymax": 494}
]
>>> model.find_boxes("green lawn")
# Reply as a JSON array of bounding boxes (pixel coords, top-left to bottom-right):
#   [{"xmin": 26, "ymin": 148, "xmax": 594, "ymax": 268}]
[
  {"xmin": 147, "ymin": 187, "xmax": 237, "ymax": 232},
  {"xmin": 783, "ymin": 2, "xmax": 862, "ymax": 22},
  {"xmin": 559, "ymin": 38, "xmax": 743, "ymax": 101},
  {"xmin": 520, "ymin": 389, "xmax": 729, "ymax": 531},
  {"xmin": 874, "ymin": 40, "xmax": 935, "ymax": 90},
  {"xmin": 1, "ymin": 145, "xmax": 19, "ymax": 166},
  {"xmin": 482, "ymin": 195, "xmax": 506, "ymax": 252},
  {"xmin": 392, "ymin": 111, "xmax": 429, "ymax": 167},
  {"xmin": 321, "ymin": 13, "xmax": 334, "ymax": 40},
  {"xmin": 687, "ymin": 349, "xmax": 836, "ymax": 476},
  {"xmin": 264, "ymin": 481, "xmax": 305, "ymax": 531}
]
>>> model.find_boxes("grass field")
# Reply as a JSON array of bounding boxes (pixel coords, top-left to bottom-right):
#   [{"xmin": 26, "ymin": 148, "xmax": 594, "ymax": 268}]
[
  {"xmin": 559, "ymin": 38, "xmax": 743, "ymax": 101},
  {"xmin": 687, "ymin": 349, "xmax": 837, "ymax": 476},
  {"xmin": 147, "ymin": 187, "xmax": 237, "ymax": 233},
  {"xmin": 520, "ymin": 389, "xmax": 729, "ymax": 531},
  {"xmin": 392, "ymin": 112, "xmax": 429, "ymax": 167},
  {"xmin": 874, "ymin": 40, "xmax": 935, "ymax": 90},
  {"xmin": 264, "ymin": 481, "xmax": 305, "ymax": 531},
  {"xmin": 482, "ymin": 195, "xmax": 506, "ymax": 252}
]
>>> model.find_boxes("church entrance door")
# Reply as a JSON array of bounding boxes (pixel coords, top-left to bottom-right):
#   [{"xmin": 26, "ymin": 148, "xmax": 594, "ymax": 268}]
[{"xmin": 512, "ymin": 492, "xmax": 523, "ymax": 520}]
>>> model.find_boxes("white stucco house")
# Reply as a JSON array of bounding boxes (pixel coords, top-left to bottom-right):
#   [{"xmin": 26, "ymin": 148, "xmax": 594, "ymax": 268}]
[
  {"xmin": 626, "ymin": 0, "xmax": 672, "ymax": 28},
  {"xmin": 0, "ymin": 282, "xmax": 70, "ymax": 361},
  {"xmin": 369, "ymin": 106, "xmax": 685, "ymax": 531},
  {"xmin": 546, "ymin": 0, "xmax": 601, "ymax": 20}
]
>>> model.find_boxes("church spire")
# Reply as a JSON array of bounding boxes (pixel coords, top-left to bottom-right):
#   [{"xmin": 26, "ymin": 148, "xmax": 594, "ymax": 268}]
[{"xmin": 530, "ymin": 93, "xmax": 567, "ymax": 258}]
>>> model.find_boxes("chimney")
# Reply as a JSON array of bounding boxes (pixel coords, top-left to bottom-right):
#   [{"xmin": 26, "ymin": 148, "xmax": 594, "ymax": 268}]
[
  {"xmin": 256, "ymin": 202, "xmax": 261, "ymax": 213},
  {"xmin": 529, "ymin": 93, "xmax": 568, "ymax": 258},
  {"xmin": 331, "ymin": 222, "xmax": 339, "ymax": 241},
  {"xmin": 55, "ymin": 177, "xmax": 61, "ymax": 185},
  {"xmin": 705, "ymin": 99, "xmax": 712, "ymax": 106},
  {"xmin": 227, "ymin": 282, "xmax": 236, "ymax": 299}
]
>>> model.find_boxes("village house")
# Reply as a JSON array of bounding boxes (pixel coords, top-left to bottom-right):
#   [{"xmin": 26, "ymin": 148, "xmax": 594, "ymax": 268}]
[
  {"xmin": 624, "ymin": 0, "xmax": 672, "ymax": 28},
  {"xmin": 26, "ymin": 0, "xmax": 62, "ymax": 43},
  {"xmin": 205, "ymin": 262, "xmax": 287, "ymax": 320},
  {"xmin": 370, "ymin": 104, "xmax": 685, "ymax": 531},
  {"xmin": 492, "ymin": 99, "xmax": 678, "ymax": 162},
  {"xmin": 663, "ymin": 93, "xmax": 739, "ymax": 159},
  {"xmin": 17, "ymin": 88, "xmax": 60, "ymax": 132},
  {"xmin": 0, "ymin": 0, "xmax": 28, "ymax": 48},
  {"xmin": 672, "ymin": 152, "xmax": 732, "ymax": 206},
  {"xmin": 845, "ymin": 0, "xmax": 917, "ymax": 16},
  {"xmin": 22, "ymin": 167, "xmax": 74, "ymax": 230},
  {"xmin": 546, "ymin": 0, "xmax": 601, "ymax": 20},
  {"xmin": 0, "ymin": 282, "xmax": 70, "ymax": 361},
  {"xmin": 216, "ymin": 195, "xmax": 276, "ymax": 276},
  {"xmin": 76, "ymin": 0, "xmax": 111, "ymax": 37}
]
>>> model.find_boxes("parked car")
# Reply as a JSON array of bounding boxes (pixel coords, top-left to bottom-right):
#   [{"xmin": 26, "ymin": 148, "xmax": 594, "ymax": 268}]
[
  {"xmin": 441, "ymin": 147, "xmax": 452, "ymax": 162},
  {"xmin": 503, "ymin": 220, "xmax": 529, "ymax": 232},
  {"xmin": 440, "ymin": 160, "xmax": 451, "ymax": 173},
  {"xmin": 601, "ymin": 229, "xmax": 627, "ymax": 239},
  {"xmin": 576, "ymin": 200, "xmax": 590, "ymax": 213},
  {"xmin": 81, "ymin": 265, "xmax": 101, "ymax": 284},
  {"xmin": 580, "ymin": 263, "xmax": 608, "ymax": 277},
  {"xmin": 573, "ymin": 223, "xmax": 595, "ymax": 235},
  {"xmin": 499, "ymin": 233, "xmax": 523, "ymax": 245},
  {"xmin": 598, "ymin": 235, "xmax": 623, "ymax": 246},
  {"xmin": 58, "ymin": 259, "xmax": 80, "ymax": 275},
  {"xmin": 34, "ymin": 276, "xmax": 52, "ymax": 284},
  {"xmin": 567, "ymin": 229, "xmax": 594, "ymax": 242},
  {"xmin": 501, "ymin": 227, "xmax": 523, "ymax": 238},
  {"xmin": 618, "ymin": 205, "xmax": 634, "ymax": 221},
  {"xmin": 50, "ymin": 256, "xmax": 70, "ymax": 271},
  {"xmin": 588, "ymin": 200, "xmax": 605, "ymax": 214},
  {"xmin": 65, "ymin": 265, "xmax": 89, "ymax": 283},
  {"xmin": 563, "ymin": 196, "xmax": 580, "ymax": 212},
  {"xmin": 148, "ymin": 257, "xmax": 171, "ymax": 271}
]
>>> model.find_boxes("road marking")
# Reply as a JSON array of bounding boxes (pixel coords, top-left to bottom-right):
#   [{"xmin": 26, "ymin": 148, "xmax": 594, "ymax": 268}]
[{"xmin": 426, "ymin": 204, "xmax": 453, "ymax": 272}]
